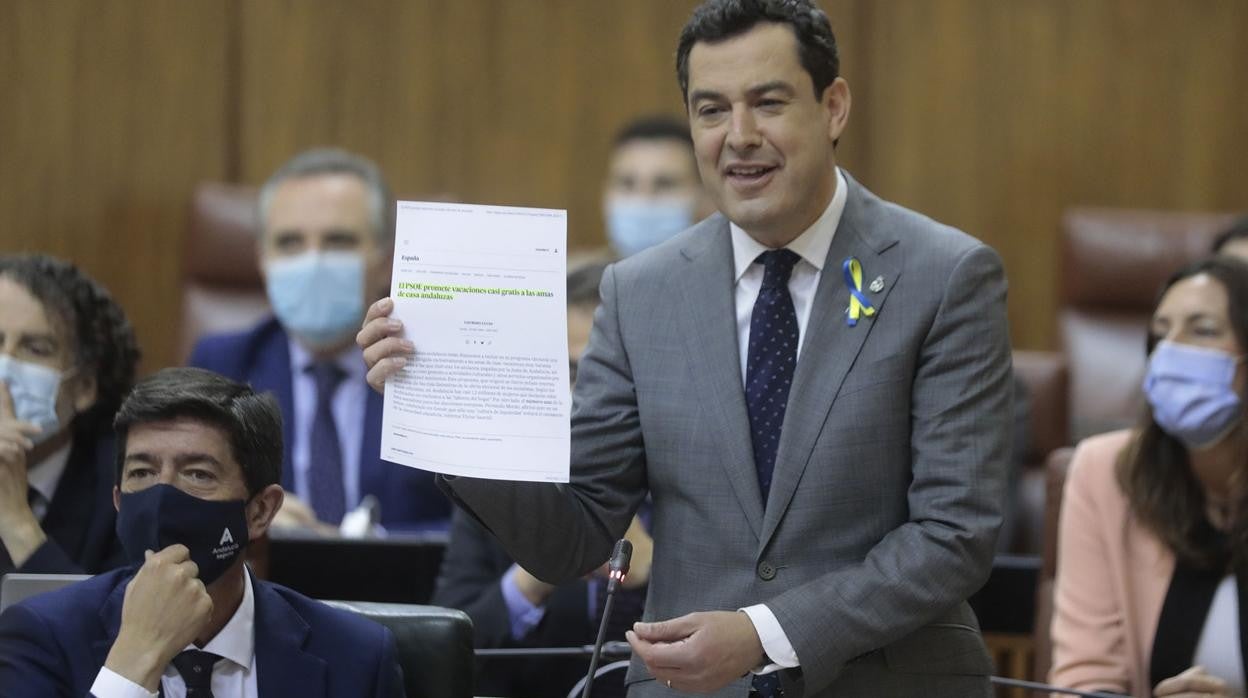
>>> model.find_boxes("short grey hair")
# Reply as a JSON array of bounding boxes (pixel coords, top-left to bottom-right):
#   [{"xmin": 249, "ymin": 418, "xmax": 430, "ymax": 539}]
[{"xmin": 257, "ymin": 147, "xmax": 395, "ymax": 248}]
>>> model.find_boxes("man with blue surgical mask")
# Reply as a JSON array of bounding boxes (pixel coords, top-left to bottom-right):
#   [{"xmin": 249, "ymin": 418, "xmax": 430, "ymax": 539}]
[
  {"xmin": 602, "ymin": 116, "xmax": 713, "ymax": 258},
  {"xmin": 189, "ymin": 148, "xmax": 450, "ymax": 532}
]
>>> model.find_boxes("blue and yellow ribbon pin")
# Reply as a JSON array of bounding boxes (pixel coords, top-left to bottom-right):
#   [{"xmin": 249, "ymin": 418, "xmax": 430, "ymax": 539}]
[{"xmin": 842, "ymin": 257, "xmax": 876, "ymax": 327}]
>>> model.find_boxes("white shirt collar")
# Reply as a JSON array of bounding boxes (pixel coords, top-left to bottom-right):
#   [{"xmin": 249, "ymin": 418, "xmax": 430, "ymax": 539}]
[
  {"xmin": 26, "ymin": 441, "xmax": 73, "ymax": 513},
  {"xmin": 171, "ymin": 568, "xmax": 256, "ymax": 674},
  {"xmin": 287, "ymin": 336, "xmax": 367, "ymax": 383},
  {"xmin": 731, "ymin": 168, "xmax": 848, "ymax": 282}
]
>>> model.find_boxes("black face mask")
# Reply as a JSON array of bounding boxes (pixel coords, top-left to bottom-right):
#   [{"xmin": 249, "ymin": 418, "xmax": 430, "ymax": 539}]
[{"xmin": 115, "ymin": 484, "xmax": 250, "ymax": 585}]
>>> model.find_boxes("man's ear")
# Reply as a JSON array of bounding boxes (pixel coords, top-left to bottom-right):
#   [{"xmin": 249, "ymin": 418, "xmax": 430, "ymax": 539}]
[
  {"xmin": 371, "ymin": 245, "xmax": 395, "ymax": 299},
  {"xmin": 68, "ymin": 369, "xmax": 99, "ymax": 413},
  {"xmin": 822, "ymin": 77, "xmax": 852, "ymax": 143},
  {"xmin": 246, "ymin": 484, "xmax": 285, "ymax": 541}
]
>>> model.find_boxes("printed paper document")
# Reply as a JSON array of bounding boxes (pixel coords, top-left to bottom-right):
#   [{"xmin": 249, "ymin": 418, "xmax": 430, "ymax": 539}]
[{"xmin": 381, "ymin": 201, "xmax": 570, "ymax": 482}]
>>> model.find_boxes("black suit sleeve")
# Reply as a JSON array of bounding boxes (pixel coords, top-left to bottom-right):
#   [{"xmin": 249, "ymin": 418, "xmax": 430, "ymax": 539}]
[{"xmin": 432, "ymin": 508, "xmax": 593, "ymax": 649}]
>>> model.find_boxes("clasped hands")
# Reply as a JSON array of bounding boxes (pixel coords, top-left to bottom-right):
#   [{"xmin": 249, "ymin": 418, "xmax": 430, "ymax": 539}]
[{"xmin": 1154, "ymin": 666, "xmax": 1242, "ymax": 698}]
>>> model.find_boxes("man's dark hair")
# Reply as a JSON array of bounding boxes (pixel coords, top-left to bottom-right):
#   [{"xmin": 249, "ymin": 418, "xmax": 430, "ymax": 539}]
[
  {"xmin": 0, "ymin": 254, "xmax": 141, "ymax": 437},
  {"xmin": 114, "ymin": 368, "xmax": 283, "ymax": 497},
  {"xmin": 613, "ymin": 115, "xmax": 693, "ymax": 150},
  {"xmin": 676, "ymin": 0, "xmax": 840, "ymax": 103},
  {"xmin": 1211, "ymin": 216, "xmax": 1248, "ymax": 254}
]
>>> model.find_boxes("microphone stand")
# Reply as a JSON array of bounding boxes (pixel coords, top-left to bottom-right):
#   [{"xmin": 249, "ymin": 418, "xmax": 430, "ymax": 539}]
[{"xmin": 581, "ymin": 539, "xmax": 632, "ymax": 698}]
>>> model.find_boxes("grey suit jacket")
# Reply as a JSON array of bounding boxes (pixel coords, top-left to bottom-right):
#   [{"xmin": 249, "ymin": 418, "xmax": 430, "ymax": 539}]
[{"xmin": 444, "ymin": 173, "xmax": 1012, "ymax": 697}]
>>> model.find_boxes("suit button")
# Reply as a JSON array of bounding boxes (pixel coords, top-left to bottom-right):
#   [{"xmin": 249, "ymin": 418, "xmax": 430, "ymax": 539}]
[{"xmin": 757, "ymin": 561, "xmax": 777, "ymax": 581}]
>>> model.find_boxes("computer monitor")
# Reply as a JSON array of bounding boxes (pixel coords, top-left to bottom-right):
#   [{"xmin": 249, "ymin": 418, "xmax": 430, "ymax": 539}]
[
  {"xmin": 265, "ymin": 531, "xmax": 447, "ymax": 604},
  {"xmin": 0, "ymin": 573, "xmax": 90, "ymax": 613}
]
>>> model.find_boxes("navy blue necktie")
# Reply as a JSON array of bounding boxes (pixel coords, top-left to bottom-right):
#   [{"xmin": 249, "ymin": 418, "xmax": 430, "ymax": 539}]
[
  {"xmin": 170, "ymin": 649, "xmax": 221, "ymax": 697},
  {"xmin": 307, "ymin": 360, "xmax": 347, "ymax": 524},
  {"xmin": 745, "ymin": 249, "xmax": 801, "ymax": 507}
]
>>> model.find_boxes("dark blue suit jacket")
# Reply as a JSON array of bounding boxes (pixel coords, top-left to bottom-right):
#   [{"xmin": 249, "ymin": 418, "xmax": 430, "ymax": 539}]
[
  {"xmin": 0, "ymin": 430, "xmax": 125, "ymax": 576},
  {"xmin": 0, "ymin": 567, "xmax": 404, "ymax": 697},
  {"xmin": 188, "ymin": 318, "xmax": 450, "ymax": 531}
]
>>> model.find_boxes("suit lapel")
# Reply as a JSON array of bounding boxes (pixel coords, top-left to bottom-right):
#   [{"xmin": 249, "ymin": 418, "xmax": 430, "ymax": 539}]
[
  {"xmin": 759, "ymin": 176, "xmax": 901, "ymax": 549},
  {"xmin": 358, "ymin": 388, "xmax": 386, "ymax": 499},
  {"xmin": 676, "ymin": 217, "xmax": 764, "ymax": 539},
  {"xmin": 253, "ymin": 577, "xmax": 328, "ymax": 697},
  {"xmin": 92, "ymin": 571, "xmax": 131, "ymax": 670},
  {"xmin": 251, "ymin": 323, "xmax": 298, "ymax": 490},
  {"xmin": 39, "ymin": 433, "xmax": 97, "ymax": 564}
]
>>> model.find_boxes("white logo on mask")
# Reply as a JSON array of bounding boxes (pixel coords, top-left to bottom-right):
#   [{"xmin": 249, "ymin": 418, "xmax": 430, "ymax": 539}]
[{"xmin": 219, "ymin": 528, "xmax": 234, "ymax": 546}]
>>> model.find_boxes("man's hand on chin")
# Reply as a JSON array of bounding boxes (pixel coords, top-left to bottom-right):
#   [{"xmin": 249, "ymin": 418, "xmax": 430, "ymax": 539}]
[
  {"xmin": 104, "ymin": 546, "xmax": 213, "ymax": 691},
  {"xmin": 626, "ymin": 610, "xmax": 767, "ymax": 693}
]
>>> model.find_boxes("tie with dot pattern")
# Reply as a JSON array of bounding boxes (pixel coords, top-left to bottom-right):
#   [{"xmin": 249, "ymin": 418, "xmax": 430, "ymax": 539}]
[
  {"xmin": 307, "ymin": 360, "xmax": 347, "ymax": 524},
  {"xmin": 744, "ymin": 249, "xmax": 801, "ymax": 507},
  {"xmin": 170, "ymin": 649, "xmax": 221, "ymax": 698}
]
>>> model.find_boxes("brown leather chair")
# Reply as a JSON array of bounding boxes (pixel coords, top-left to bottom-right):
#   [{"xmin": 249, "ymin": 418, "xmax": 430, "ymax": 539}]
[
  {"xmin": 179, "ymin": 182, "xmax": 268, "ymax": 362},
  {"xmin": 1011, "ymin": 350, "xmax": 1069, "ymax": 553},
  {"xmin": 1058, "ymin": 208, "xmax": 1239, "ymax": 442},
  {"xmin": 1032, "ymin": 446, "xmax": 1074, "ymax": 683}
]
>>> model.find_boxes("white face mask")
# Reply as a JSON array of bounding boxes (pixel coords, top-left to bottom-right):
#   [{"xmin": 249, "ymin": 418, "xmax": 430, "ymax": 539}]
[{"xmin": 0, "ymin": 354, "xmax": 64, "ymax": 445}]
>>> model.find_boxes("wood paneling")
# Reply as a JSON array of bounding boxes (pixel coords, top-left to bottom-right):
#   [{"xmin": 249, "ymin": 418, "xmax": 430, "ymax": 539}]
[
  {"xmin": 842, "ymin": 0, "xmax": 1248, "ymax": 348},
  {"xmin": 2, "ymin": 1, "xmax": 1245, "ymax": 367},
  {"xmin": 235, "ymin": 0, "xmax": 702, "ymax": 249},
  {"xmin": 0, "ymin": 1, "xmax": 230, "ymax": 371}
]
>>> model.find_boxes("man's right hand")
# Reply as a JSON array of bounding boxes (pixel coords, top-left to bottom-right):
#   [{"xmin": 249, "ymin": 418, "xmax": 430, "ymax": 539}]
[
  {"xmin": 511, "ymin": 566, "xmax": 558, "ymax": 606},
  {"xmin": 104, "ymin": 546, "xmax": 213, "ymax": 691},
  {"xmin": 357, "ymin": 298, "xmax": 415, "ymax": 393},
  {"xmin": 270, "ymin": 493, "xmax": 340, "ymax": 537}
]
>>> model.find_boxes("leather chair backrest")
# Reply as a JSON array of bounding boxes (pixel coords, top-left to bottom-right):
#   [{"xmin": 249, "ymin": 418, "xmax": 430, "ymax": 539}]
[
  {"xmin": 179, "ymin": 182, "xmax": 268, "ymax": 362},
  {"xmin": 325, "ymin": 601, "xmax": 474, "ymax": 698},
  {"xmin": 1010, "ymin": 349, "xmax": 1069, "ymax": 553},
  {"xmin": 1059, "ymin": 208, "xmax": 1239, "ymax": 441},
  {"xmin": 1031, "ymin": 446, "xmax": 1074, "ymax": 682}
]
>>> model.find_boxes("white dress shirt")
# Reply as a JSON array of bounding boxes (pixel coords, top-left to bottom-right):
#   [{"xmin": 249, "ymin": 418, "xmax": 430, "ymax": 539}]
[
  {"xmin": 90, "ymin": 570, "xmax": 259, "ymax": 697},
  {"xmin": 732, "ymin": 168, "xmax": 848, "ymax": 673},
  {"xmin": 25, "ymin": 441, "xmax": 71, "ymax": 521},
  {"xmin": 1193, "ymin": 575, "xmax": 1245, "ymax": 693},
  {"xmin": 288, "ymin": 339, "xmax": 369, "ymax": 517}
]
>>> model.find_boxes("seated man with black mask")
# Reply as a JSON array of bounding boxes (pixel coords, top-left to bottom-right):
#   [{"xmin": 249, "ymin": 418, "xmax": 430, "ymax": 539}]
[{"xmin": 0, "ymin": 367, "xmax": 404, "ymax": 697}]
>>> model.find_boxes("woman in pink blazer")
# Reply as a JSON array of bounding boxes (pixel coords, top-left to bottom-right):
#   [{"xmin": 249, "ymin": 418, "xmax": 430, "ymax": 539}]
[{"xmin": 1051, "ymin": 256, "xmax": 1248, "ymax": 697}]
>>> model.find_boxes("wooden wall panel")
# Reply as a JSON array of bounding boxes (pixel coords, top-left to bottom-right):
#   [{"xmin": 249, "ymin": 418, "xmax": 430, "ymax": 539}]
[
  {"xmin": 844, "ymin": 0, "xmax": 1248, "ymax": 348},
  {"xmin": 2, "ymin": 1, "xmax": 1245, "ymax": 368},
  {"xmin": 0, "ymin": 0, "xmax": 230, "ymax": 372},
  {"xmin": 236, "ymin": 0, "xmax": 704, "ymax": 251}
]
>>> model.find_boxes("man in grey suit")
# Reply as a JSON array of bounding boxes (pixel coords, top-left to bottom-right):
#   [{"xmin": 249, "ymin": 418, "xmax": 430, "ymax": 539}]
[{"xmin": 360, "ymin": 1, "xmax": 1011, "ymax": 695}]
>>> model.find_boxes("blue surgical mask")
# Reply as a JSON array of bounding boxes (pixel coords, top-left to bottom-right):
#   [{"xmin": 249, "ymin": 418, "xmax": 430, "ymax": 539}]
[
  {"xmin": 605, "ymin": 198, "xmax": 695, "ymax": 257},
  {"xmin": 116, "ymin": 484, "xmax": 250, "ymax": 585},
  {"xmin": 1143, "ymin": 340, "xmax": 1245, "ymax": 449},
  {"xmin": 0, "ymin": 354, "xmax": 63, "ymax": 444},
  {"xmin": 265, "ymin": 251, "xmax": 365, "ymax": 346}
]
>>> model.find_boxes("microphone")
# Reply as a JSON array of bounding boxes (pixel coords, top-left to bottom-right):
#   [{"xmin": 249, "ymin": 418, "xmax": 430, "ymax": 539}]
[{"xmin": 581, "ymin": 539, "xmax": 633, "ymax": 698}]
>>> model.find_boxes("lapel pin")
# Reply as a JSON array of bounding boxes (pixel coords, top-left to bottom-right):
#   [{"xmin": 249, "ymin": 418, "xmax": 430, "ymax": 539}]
[
  {"xmin": 841, "ymin": 257, "xmax": 877, "ymax": 327},
  {"xmin": 868, "ymin": 276, "xmax": 884, "ymax": 293}
]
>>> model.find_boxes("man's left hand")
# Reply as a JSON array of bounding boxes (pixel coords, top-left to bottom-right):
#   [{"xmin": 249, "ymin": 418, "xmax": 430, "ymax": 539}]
[{"xmin": 627, "ymin": 610, "xmax": 766, "ymax": 693}]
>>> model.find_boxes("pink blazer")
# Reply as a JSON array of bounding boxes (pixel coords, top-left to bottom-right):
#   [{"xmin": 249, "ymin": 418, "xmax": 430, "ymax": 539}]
[{"xmin": 1049, "ymin": 429, "xmax": 1175, "ymax": 695}]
